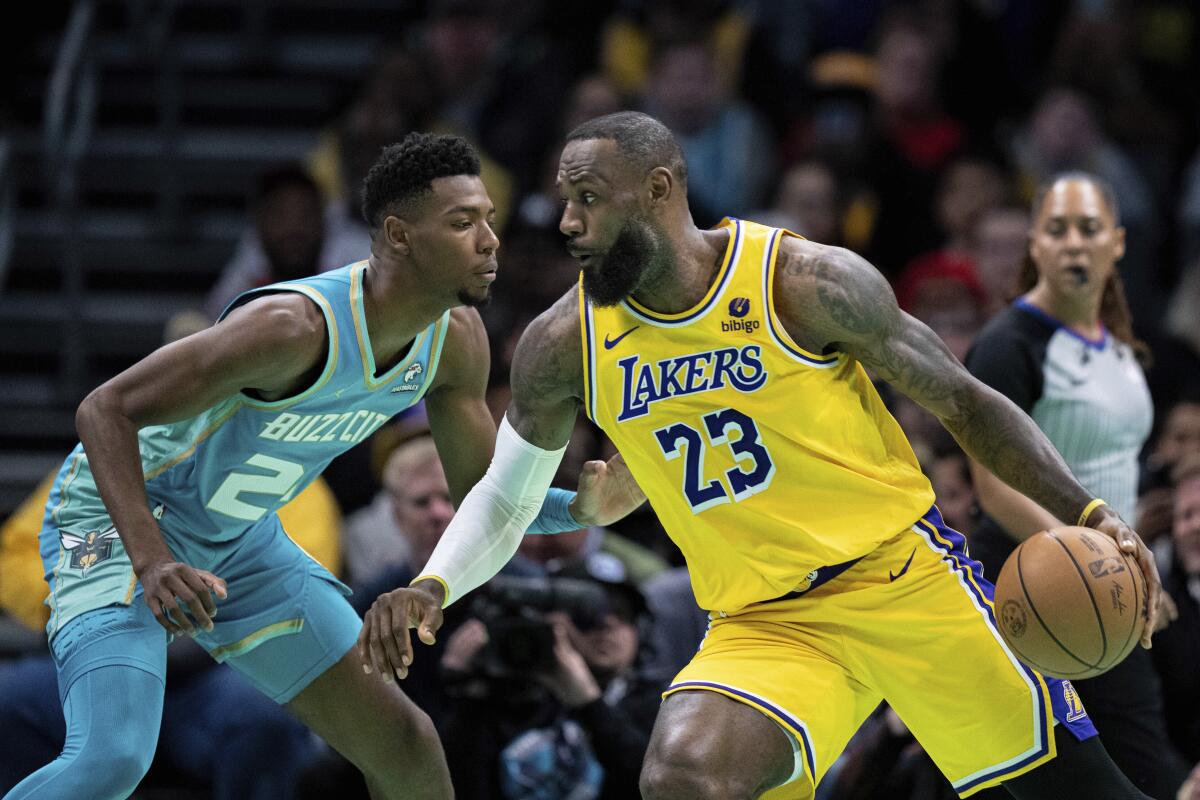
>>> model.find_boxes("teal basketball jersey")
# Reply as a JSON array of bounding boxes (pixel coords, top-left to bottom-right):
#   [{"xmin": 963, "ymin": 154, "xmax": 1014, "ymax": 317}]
[{"xmin": 41, "ymin": 261, "xmax": 450, "ymax": 634}]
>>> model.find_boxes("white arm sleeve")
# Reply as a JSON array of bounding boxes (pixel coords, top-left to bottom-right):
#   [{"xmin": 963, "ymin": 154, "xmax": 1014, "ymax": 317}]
[{"xmin": 413, "ymin": 416, "xmax": 567, "ymax": 607}]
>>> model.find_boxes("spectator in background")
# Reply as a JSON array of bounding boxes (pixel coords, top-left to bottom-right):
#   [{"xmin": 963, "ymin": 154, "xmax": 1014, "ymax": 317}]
[
  {"xmin": 204, "ymin": 165, "xmax": 348, "ymax": 319},
  {"xmin": 759, "ymin": 160, "xmax": 843, "ymax": 245},
  {"xmin": 894, "ymin": 156, "xmax": 1011, "ymax": 314},
  {"xmin": 1151, "ymin": 456, "xmax": 1200, "ymax": 767},
  {"xmin": 342, "ymin": 429, "xmax": 450, "ymax": 591},
  {"xmin": 862, "ymin": 13, "xmax": 967, "ymax": 276},
  {"xmin": 640, "ymin": 565, "xmax": 708, "ymax": 682},
  {"xmin": 642, "ymin": 38, "xmax": 775, "ymax": 225},
  {"xmin": 515, "ymin": 73, "xmax": 627, "ymax": 233},
  {"xmin": 418, "ymin": 0, "xmax": 574, "ymax": 195},
  {"xmin": 1146, "ymin": 396, "xmax": 1200, "ymax": 487},
  {"xmin": 1010, "ymin": 87, "xmax": 1163, "ymax": 335},
  {"xmin": 970, "ymin": 204, "xmax": 1030, "ymax": 319},
  {"xmin": 965, "ymin": 173, "xmax": 1188, "ymax": 798},
  {"xmin": 927, "ymin": 157, "xmax": 1011, "ymax": 264},
  {"xmin": 599, "ymin": 0, "xmax": 749, "ymax": 100},
  {"xmin": 893, "ymin": 254, "xmax": 985, "ymax": 362},
  {"xmin": 439, "ymin": 552, "xmax": 664, "ymax": 800},
  {"xmin": 1141, "ymin": 395, "xmax": 1200, "ymax": 561},
  {"xmin": 928, "ymin": 445, "xmax": 978, "ymax": 541}
]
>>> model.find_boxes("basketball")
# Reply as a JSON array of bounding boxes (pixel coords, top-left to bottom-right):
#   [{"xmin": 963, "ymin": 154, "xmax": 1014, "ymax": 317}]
[{"xmin": 993, "ymin": 526, "xmax": 1146, "ymax": 679}]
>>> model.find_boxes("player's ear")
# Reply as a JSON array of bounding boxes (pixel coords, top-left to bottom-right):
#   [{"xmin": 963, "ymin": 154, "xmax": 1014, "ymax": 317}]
[
  {"xmin": 384, "ymin": 215, "xmax": 412, "ymax": 256},
  {"xmin": 646, "ymin": 166, "xmax": 674, "ymax": 208}
]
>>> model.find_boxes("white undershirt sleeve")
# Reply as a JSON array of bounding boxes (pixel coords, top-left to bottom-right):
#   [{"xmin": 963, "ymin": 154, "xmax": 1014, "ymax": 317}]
[{"xmin": 412, "ymin": 416, "xmax": 567, "ymax": 607}]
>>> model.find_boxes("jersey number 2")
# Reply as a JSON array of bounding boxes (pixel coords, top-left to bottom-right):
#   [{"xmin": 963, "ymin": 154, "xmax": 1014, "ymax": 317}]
[
  {"xmin": 205, "ymin": 454, "xmax": 305, "ymax": 521},
  {"xmin": 653, "ymin": 408, "xmax": 775, "ymax": 513}
]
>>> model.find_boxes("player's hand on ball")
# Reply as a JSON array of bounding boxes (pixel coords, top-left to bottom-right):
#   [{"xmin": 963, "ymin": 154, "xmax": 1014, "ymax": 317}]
[
  {"xmin": 359, "ymin": 580, "xmax": 444, "ymax": 681},
  {"xmin": 569, "ymin": 452, "xmax": 646, "ymax": 527},
  {"xmin": 1085, "ymin": 506, "xmax": 1165, "ymax": 648},
  {"xmin": 138, "ymin": 559, "xmax": 227, "ymax": 635}
]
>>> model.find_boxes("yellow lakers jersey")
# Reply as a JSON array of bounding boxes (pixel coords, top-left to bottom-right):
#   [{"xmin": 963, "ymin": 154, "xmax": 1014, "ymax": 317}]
[{"xmin": 579, "ymin": 218, "xmax": 935, "ymax": 613}]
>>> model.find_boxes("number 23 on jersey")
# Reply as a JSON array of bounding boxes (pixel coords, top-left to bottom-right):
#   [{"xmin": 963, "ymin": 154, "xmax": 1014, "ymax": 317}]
[{"xmin": 653, "ymin": 407, "xmax": 775, "ymax": 514}]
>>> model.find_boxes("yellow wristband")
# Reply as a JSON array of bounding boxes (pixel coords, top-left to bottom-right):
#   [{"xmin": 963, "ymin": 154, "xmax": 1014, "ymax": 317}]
[
  {"xmin": 1077, "ymin": 498, "xmax": 1107, "ymax": 527},
  {"xmin": 410, "ymin": 574, "xmax": 451, "ymax": 608}
]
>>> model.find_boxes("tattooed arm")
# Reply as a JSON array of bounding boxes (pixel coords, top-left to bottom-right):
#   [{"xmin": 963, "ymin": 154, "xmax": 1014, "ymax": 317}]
[
  {"xmin": 773, "ymin": 238, "xmax": 1162, "ymax": 644},
  {"xmin": 358, "ymin": 291, "xmax": 641, "ymax": 679},
  {"xmin": 506, "ymin": 289, "xmax": 586, "ymax": 448}
]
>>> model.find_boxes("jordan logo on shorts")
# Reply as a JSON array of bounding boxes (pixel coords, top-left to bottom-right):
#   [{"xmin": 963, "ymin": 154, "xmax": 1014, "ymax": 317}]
[{"xmin": 61, "ymin": 527, "xmax": 121, "ymax": 570}]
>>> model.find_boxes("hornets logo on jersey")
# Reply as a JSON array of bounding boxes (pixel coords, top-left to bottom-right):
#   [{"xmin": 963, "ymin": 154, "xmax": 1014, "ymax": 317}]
[
  {"xmin": 580, "ymin": 218, "xmax": 935, "ymax": 613},
  {"xmin": 61, "ymin": 527, "xmax": 121, "ymax": 571}
]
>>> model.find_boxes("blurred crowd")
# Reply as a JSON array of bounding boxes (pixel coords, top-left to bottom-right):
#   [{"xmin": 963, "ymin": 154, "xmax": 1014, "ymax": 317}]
[{"xmin": 4, "ymin": 0, "xmax": 1200, "ymax": 798}]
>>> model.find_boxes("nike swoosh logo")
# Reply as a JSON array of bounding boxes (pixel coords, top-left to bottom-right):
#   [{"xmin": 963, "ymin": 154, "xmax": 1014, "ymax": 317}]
[
  {"xmin": 889, "ymin": 547, "xmax": 917, "ymax": 582},
  {"xmin": 604, "ymin": 326, "xmax": 639, "ymax": 350}
]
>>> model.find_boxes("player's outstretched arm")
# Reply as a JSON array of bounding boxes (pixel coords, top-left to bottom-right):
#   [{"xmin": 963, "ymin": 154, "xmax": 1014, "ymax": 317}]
[
  {"xmin": 359, "ymin": 291, "xmax": 587, "ymax": 680},
  {"xmin": 75, "ymin": 293, "xmax": 327, "ymax": 634},
  {"xmin": 423, "ymin": 306, "xmax": 500, "ymax": 506},
  {"xmin": 424, "ymin": 307, "xmax": 643, "ymax": 523},
  {"xmin": 774, "ymin": 239, "xmax": 1162, "ymax": 645}
]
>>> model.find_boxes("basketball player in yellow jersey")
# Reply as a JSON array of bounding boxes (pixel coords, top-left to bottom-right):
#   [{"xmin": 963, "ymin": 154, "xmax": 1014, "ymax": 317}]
[{"xmin": 361, "ymin": 113, "xmax": 1164, "ymax": 799}]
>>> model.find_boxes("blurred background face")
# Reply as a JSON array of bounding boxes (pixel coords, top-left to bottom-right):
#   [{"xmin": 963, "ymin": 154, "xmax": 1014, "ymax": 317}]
[
  {"xmin": 774, "ymin": 162, "xmax": 839, "ymax": 244},
  {"xmin": 563, "ymin": 75, "xmax": 623, "ymax": 135},
  {"xmin": 874, "ymin": 27, "xmax": 936, "ymax": 115},
  {"xmin": 1174, "ymin": 476, "xmax": 1200, "ymax": 577},
  {"xmin": 972, "ymin": 208, "xmax": 1029, "ymax": 305},
  {"xmin": 930, "ymin": 452, "xmax": 975, "ymax": 535},
  {"xmin": 1029, "ymin": 178, "xmax": 1124, "ymax": 302},
  {"xmin": 257, "ymin": 182, "xmax": 325, "ymax": 281},
  {"xmin": 425, "ymin": 5, "xmax": 500, "ymax": 92},
  {"xmin": 936, "ymin": 160, "xmax": 1007, "ymax": 244},
  {"xmin": 914, "ymin": 292, "xmax": 980, "ymax": 362},
  {"xmin": 648, "ymin": 43, "xmax": 721, "ymax": 134},
  {"xmin": 1030, "ymin": 90, "xmax": 1099, "ymax": 164},
  {"xmin": 568, "ymin": 590, "xmax": 639, "ymax": 680},
  {"xmin": 1156, "ymin": 403, "xmax": 1200, "ymax": 469},
  {"xmin": 384, "ymin": 441, "xmax": 456, "ymax": 567}
]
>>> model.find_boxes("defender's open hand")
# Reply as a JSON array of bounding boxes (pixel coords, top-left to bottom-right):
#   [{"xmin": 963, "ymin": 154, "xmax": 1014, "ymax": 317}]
[{"xmin": 358, "ymin": 581, "xmax": 444, "ymax": 681}]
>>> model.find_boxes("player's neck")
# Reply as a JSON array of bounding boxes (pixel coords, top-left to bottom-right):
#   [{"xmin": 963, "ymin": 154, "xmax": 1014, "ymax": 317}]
[
  {"xmin": 629, "ymin": 224, "xmax": 728, "ymax": 314},
  {"xmin": 361, "ymin": 257, "xmax": 450, "ymax": 355}
]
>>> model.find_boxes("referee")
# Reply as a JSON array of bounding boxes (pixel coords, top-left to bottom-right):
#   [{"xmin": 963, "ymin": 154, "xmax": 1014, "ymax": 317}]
[{"xmin": 966, "ymin": 172, "xmax": 1189, "ymax": 798}]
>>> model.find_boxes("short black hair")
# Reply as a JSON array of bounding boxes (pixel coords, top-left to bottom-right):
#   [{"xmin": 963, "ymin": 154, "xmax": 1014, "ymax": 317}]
[
  {"xmin": 361, "ymin": 132, "xmax": 481, "ymax": 230},
  {"xmin": 253, "ymin": 163, "xmax": 320, "ymax": 206},
  {"xmin": 565, "ymin": 111, "xmax": 687, "ymax": 188}
]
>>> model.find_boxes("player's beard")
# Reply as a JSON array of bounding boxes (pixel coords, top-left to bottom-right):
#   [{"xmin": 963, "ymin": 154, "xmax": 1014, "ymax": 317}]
[
  {"xmin": 580, "ymin": 215, "xmax": 663, "ymax": 307},
  {"xmin": 457, "ymin": 286, "xmax": 492, "ymax": 309}
]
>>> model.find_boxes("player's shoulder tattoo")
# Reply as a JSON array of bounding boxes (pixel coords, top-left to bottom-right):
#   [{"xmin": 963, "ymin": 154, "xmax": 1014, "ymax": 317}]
[
  {"xmin": 775, "ymin": 238, "xmax": 899, "ymax": 348},
  {"xmin": 511, "ymin": 289, "xmax": 584, "ymax": 408}
]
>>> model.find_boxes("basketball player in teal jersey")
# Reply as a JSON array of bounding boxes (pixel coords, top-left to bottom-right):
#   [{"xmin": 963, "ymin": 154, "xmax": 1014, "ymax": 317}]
[{"xmin": 6, "ymin": 133, "xmax": 643, "ymax": 800}]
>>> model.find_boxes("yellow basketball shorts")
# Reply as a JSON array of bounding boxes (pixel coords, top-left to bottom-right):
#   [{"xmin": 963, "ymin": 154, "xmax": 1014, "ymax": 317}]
[{"xmin": 664, "ymin": 506, "xmax": 1097, "ymax": 798}]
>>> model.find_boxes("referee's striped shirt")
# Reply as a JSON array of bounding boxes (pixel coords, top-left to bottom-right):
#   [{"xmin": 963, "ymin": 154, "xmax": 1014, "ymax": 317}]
[{"xmin": 964, "ymin": 298, "xmax": 1153, "ymax": 572}]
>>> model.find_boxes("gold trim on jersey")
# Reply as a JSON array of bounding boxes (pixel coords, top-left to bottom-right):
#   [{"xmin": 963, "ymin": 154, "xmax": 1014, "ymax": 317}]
[
  {"xmin": 412, "ymin": 310, "xmax": 452, "ymax": 405},
  {"xmin": 762, "ymin": 227, "xmax": 841, "ymax": 367},
  {"xmin": 237, "ymin": 283, "xmax": 342, "ymax": 409},
  {"xmin": 350, "ymin": 263, "xmax": 430, "ymax": 390},
  {"xmin": 579, "ymin": 280, "xmax": 597, "ymax": 422},
  {"xmin": 620, "ymin": 218, "xmax": 743, "ymax": 325}
]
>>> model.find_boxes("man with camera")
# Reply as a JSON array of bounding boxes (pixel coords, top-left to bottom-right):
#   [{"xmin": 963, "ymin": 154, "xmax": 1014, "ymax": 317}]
[{"xmin": 438, "ymin": 552, "xmax": 664, "ymax": 800}]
